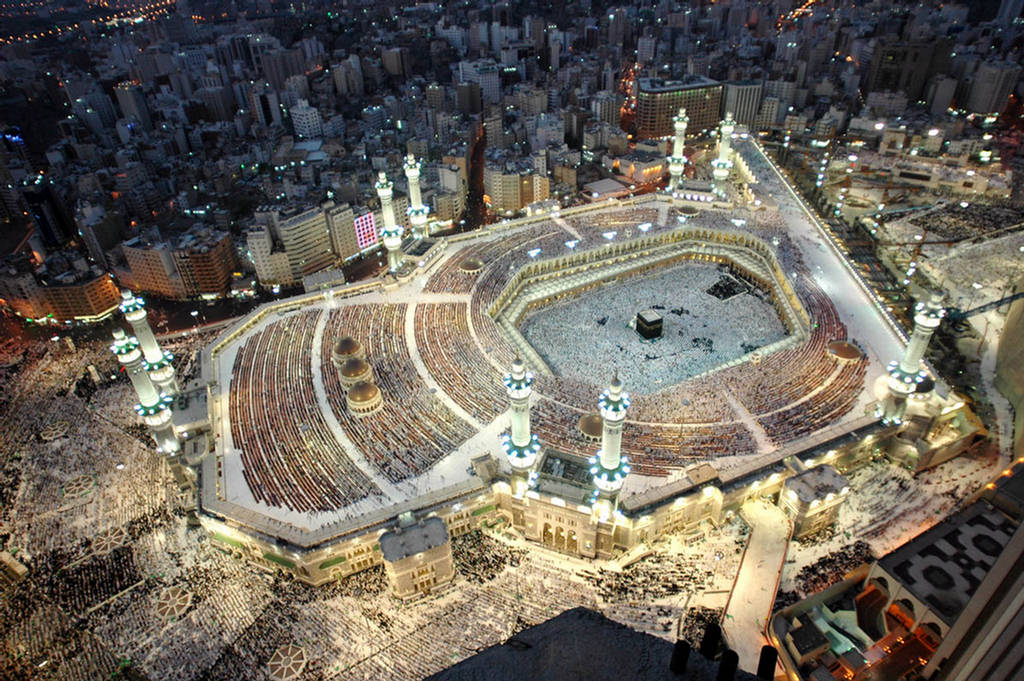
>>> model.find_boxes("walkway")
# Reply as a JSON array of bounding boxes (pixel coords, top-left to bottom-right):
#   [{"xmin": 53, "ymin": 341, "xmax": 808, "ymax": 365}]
[
  {"xmin": 552, "ymin": 215, "xmax": 581, "ymax": 241},
  {"xmin": 403, "ymin": 303, "xmax": 485, "ymax": 432},
  {"xmin": 722, "ymin": 499, "xmax": 791, "ymax": 675},
  {"xmin": 722, "ymin": 388, "xmax": 775, "ymax": 454}
]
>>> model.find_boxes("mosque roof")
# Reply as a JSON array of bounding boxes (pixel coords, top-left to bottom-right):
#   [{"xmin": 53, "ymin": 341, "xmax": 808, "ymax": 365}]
[
  {"xmin": 578, "ymin": 413, "xmax": 603, "ymax": 438},
  {"xmin": 341, "ymin": 357, "xmax": 370, "ymax": 378},
  {"xmin": 334, "ymin": 336, "xmax": 361, "ymax": 356},
  {"xmin": 459, "ymin": 257, "xmax": 484, "ymax": 273},
  {"xmin": 348, "ymin": 381, "xmax": 379, "ymax": 403}
]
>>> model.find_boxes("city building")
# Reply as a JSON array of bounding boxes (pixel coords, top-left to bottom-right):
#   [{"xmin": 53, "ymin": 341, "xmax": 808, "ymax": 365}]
[
  {"xmin": 122, "ymin": 226, "xmax": 235, "ymax": 300},
  {"xmin": 289, "ymin": 98, "xmax": 323, "ymax": 138},
  {"xmin": 723, "ymin": 81, "xmax": 763, "ymax": 128},
  {"xmin": 113, "ymin": 81, "xmax": 153, "ymax": 131},
  {"xmin": 635, "ymin": 77, "xmax": 723, "ymax": 139},
  {"xmin": 966, "ymin": 62, "xmax": 1022, "ymax": 115},
  {"xmin": 484, "ymin": 158, "xmax": 550, "ymax": 214}
]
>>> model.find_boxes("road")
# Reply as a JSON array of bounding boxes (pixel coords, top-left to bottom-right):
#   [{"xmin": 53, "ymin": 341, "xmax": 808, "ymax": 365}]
[{"xmin": 722, "ymin": 499, "xmax": 792, "ymax": 675}]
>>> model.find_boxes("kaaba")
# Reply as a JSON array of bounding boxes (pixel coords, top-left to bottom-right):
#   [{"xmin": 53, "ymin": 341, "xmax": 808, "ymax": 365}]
[{"xmin": 635, "ymin": 310, "xmax": 663, "ymax": 339}]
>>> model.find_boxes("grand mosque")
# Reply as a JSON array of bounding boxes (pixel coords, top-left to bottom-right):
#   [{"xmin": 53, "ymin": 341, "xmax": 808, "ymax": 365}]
[{"xmin": 107, "ymin": 114, "xmax": 985, "ymax": 599}]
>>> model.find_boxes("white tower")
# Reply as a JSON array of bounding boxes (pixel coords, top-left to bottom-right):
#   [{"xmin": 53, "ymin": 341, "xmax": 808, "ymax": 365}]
[
  {"xmin": 880, "ymin": 293, "xmax": 946, "ymax": 425},
  {"xmin": 403, "ymin": 153, "xmax": 429, "ymax": 240},
  {"xmin": 712, "ymin": 112, "xmax": 735, "ymax": 184},
  {"xmin": 376, "ymin": 171, "xmax": 404, "ymax": 272},
  {"xmin": 110, "ymin": 328, "xmax": 180, "ymax": 455},
  {"xmin": 590, "ymin": 372, "xmax": 631, "ymax": 499},
  {"xmin": 119, "ymin": 290, "xmax": 178, "ymax": 396},
  {"xmin": 666, "ymin": 108, "xmax": 688, "ymax": 193},
  {"xmin": 501, "ymin": 356, "xmax": 541, "ymax": 477}
]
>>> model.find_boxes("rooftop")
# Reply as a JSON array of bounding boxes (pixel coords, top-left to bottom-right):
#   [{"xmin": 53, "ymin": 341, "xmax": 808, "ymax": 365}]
[
  {"xmin": 784, "ymin": 465, "xmax": 848, "ymax": 504},
  {"xmin": 637, "ymin": 76, "xmax": 719, "ymax": 93},
  {"xmin": 788, "ymin": 615, "xmax": 829, "ymax": 655},
  {"xmin": 379, "ymin": 516, "xmax": 449, "ymax": 562},
  {"xmin": 877, "ymin": 500, "xmax": 1019, "ymax": 625}
]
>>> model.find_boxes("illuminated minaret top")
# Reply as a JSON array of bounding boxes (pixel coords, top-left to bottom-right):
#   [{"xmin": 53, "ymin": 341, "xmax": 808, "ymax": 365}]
[
  {"xmin": 880, "ymin": 293, "xmax": 945, "ymax": 425},
  {"xmin": 404, "ymin": 153, "xmax": 429, "ymax": 240},
  {"xmin": 501, "ymin": 355, "xmax": 541, "ymax": 476},
  {"xmin": 666, "ymin": 108, "xmax": 688, "ymax": 193},
  {"xmin": 712, "ymin": 112, "xmax": 735, "ymax": 184},
  {"xmin": 376, "ymin": 170, "xmax": 404, "ymax": 272},
  {"xmin": 590, "ymin": 372, "xmax": 631, "ymax": 499},
  {"xmin": 110, "ymin": 328, "xmax": 179, "ymax": 454},
  {"xmin": 119, "ymin": 290, "xmax": 178, "ymax": 395}
]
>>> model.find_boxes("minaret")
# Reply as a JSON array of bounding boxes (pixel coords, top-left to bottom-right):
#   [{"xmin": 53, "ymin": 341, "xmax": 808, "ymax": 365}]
[
  {"xmin": 110, "ymin": 328, "xmax": 180, "ymax": 454},
  {"xmin": 119, "ymin": 290, "xmax": 178, "ymax": 396},
  {"xmin": 501, "ymin": 356, "xmax": 541, "ymax": 481},
  {"xmin": 880, "ymin": 293, "xmax": 945, "ymax": 425},
  {"xmin": 403, "ymin": 153, "xmax": 429, "ymax": 240},
  {"xmin": 712, "ymin": 112, "xmax": 735, "ymax": 184},
  {"xmin": 376, "ymin": 170, "xmax": 404, "ymax": 272},
  {"xmin": 590, "ymin": 372, "xmax": 631, "ymax": 500},
  {"xmin": 666, "ymin": 108, "xmax": 688, "ymax": 193}
]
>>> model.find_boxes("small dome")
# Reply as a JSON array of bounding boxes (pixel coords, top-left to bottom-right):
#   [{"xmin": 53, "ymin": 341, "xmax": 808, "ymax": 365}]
[
  {"xmin": 341, "ymin": 357, "xmax": 369, "ymax": 378},
  {"xmin": 334, "ymin": 336, "xmax": 361, "ymax": 356},
  {"xmin": 348, "ymin": 381, "xmax": 380, "ymax": 404},
  {"xmin": 679, "ymin": 205, "xmax": 700, "ymax": 216},
  {"xmin": 578, "ymin": 413, "xmax": 603, "ymax": 439},
  {"xmin": 459, "ymin": 257, "xmax": 484, "ymax": 273}
]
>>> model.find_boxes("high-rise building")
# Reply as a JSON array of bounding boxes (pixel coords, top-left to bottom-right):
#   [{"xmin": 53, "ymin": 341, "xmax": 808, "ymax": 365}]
[
  {"xmin": 426, "ymin": 83, "xmax": 447, "ymax": 111},
  {"xmin": 458, "ymin": 60, "xmax": 502, "ymax": 105},
  {"xmin": 246, "ymin": 224, "xmax": 293, "ymax": 286},
  {"xmin": 925, "ymin": 75, "xmax": 958, "ymax": 116},
  {"xmin": 966, "ymin": 62, "xmax": 1022, "ymax": 114},
  {"xmin": 325, "ymin": 202, "xmax": 358, "ymax": 260},
  {"xmin": 22, "ymin": 176, "xmax": 74, "ymax": 249},
  {"xmin": 635, "ymin": 77, "xmax": 723, "ymax": 139},
  {"xmin": 863, "ymin": 37, "xmax": 953, "ymax": 102},
  {"xmin": 170, "ymin": 228, "xmax": 235, "ymax": 298},
  {"xmin": 637, "ymin": 34, "xmax": 657, "ymax": 65},
  {"xmin": 591, "ymin": 91, "xmax": 623, "ymax": 126},
  {"xmin": 290, "ymin": 98, "xmax": 323, "ymax": 138},
  {"xmin": 262, "ymin": 48, "xmax": 305, "ymax": 90},
  {"xmin": 723, "ymin": 81, "xmax": 763, "ymax": 128},
  {"xmin": 456, "ymin": 82, "xmax": 482, "ymax": 114},
  {"xmin": 0, "ymin": 253, "xmax": 120, "ymax": 322},
  {"xmin": 250, "ymin": 86, "xmax": 282, "ymax": 127},
  {"xmin": 996, "ymin": 0, "xmax": 1024, "ymax": 25},
  {"xmin": 258, "ymin": 204, "xmax": 334, "ymax": 282},
  {"xmin": 381, "ymin": 48, "xmax": 410, "ymax": 78},
  {"xmin": 484, "ymin": 158, "xmax": 550, "ymax": 214},
  {"xmin": 114, "ymin": 81, "xmax": 153, "ymax": 131},
  {"xmin": 122, "ymin": 226, "xmax": 235, "ymax": 300},
  {"xmin": 74, "ymin": 201, "xmax": 124, "ymax": 267},
  {"xmin": 755, "ymin": 96, "xmax": 782, "ymax": 130}
]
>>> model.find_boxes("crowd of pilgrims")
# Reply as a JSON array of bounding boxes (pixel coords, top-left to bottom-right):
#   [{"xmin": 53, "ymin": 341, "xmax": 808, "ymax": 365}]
[
  {"xmin": 905, "ymin": 201, "xmax": 1023, "ymax": 242},
  {"xmin": 216, "ymin": 197, "xmax": 871, "ymax": 517},
  {"xmin": 792, "ymin": 541, "xmax": 875, "ymax": 597},
  {"xmin": 581, "ymin": 537, "xmax": 744, "ymax": 604}
]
